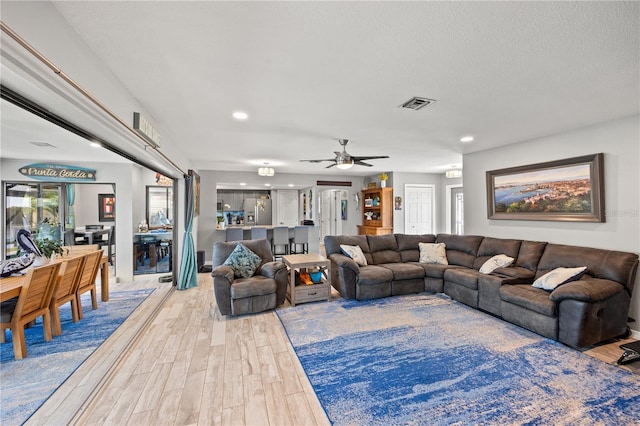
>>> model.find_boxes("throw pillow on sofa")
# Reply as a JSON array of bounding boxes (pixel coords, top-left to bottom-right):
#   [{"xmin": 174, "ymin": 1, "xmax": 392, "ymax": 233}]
[
  {"xmin": 532, "ymin": 266, "xmax": 587, "ymax": 291},
  {"xmin": 340, "ymin": 244, "xmax": 368, "ymax": 266},
  {"xmin": 223, "ymin": 243, "xmax": 262, "ymax": 278},
  {"xmin": 419, "ymin": 243, "xmax": 448, "ymax": 265},
  {"xmin": 479, "ymin": 254, "xmax": 515, "ymax": 274}
]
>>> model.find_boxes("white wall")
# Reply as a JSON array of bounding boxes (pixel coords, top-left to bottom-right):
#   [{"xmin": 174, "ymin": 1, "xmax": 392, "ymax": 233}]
[
  {"xmin": 463, "ymin": 115, "xmax": 640, "ymax": 333},
  {"xmin": 390, "ymin": 172, "xmax": 460, "ymax": 234},
  {"xmin": 74, "ymin": 184, "xmax": 114, "ymax": 227}
]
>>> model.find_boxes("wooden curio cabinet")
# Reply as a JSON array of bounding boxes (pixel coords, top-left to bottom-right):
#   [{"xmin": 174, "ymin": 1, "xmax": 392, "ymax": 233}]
[{"xmin": 357, "ymin": 187, "xmax": 393, "ymax": 235}]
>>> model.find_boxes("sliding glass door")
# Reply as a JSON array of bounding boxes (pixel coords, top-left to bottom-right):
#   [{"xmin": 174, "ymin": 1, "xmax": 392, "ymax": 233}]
[{"xmin": 4, "ymin": 182, "xmax": 65, "ymax": 258}]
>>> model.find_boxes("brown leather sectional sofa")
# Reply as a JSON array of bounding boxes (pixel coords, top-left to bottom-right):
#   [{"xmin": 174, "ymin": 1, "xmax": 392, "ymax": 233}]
[{"xmin": 324, "ymin": 233, "xmax": 639, "ymax": 348}]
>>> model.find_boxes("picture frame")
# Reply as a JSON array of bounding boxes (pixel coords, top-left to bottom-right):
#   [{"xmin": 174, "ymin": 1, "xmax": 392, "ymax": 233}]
[
  {"xmin": 364, "ymin": 198, "xmax": 373, "ymax": 208},
  {"xmin": 395, "ymin": 196, "xmax": 402, "ymax": 210},
  {"xmin": 486, "ymin": 153, "xmax": 604, "ymax": 222},
  {"xmin": 367, "ymin": 182, "xmax": 377, "ymax": 189},
  {"xmin": 98, "ymin": 194, "xmax": 115, "ymax": 222},
  {"xmin": 341, "ymin": 199, "xmax": 347, "ymax": 220}
]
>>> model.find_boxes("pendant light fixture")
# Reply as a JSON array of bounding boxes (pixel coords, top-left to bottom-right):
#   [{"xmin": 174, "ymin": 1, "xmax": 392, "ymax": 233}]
[{"xmin": 258, "ymin": 163, "xmax": 275, "ymax": 176}]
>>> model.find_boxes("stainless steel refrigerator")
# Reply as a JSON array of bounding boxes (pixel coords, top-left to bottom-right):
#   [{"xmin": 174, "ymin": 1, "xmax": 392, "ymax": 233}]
[{"xmin": 243, "ymin": 198, "xmax": 272, "ymax": 225}]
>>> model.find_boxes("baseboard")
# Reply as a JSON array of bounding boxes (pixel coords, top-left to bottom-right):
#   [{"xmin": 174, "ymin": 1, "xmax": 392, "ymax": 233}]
[{"xmin": 630, "ymin": 328, "xmax": 640, "ymax": 340}]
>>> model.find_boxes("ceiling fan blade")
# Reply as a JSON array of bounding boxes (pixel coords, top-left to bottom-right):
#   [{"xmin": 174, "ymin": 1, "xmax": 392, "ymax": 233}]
[
  {"xmin": 300, "ymin": 159, "xmax": 335, "ymax": 163},
  {"xmin": 352, "ymin": 155, "xmax": 390, "ymax": 161},
  {"xmin": 354, "ymin": 160, "xmax": 374, "ymax": 167}
]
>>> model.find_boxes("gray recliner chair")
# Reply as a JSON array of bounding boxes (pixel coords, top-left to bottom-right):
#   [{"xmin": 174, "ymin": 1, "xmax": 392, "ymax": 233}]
[{"xmin": 212, "ymin": 239, "xmax": 288, "ymax": 316}]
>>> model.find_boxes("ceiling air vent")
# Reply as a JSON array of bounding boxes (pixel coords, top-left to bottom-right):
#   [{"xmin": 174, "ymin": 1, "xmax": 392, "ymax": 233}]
[
  {"xmin": 30, "ymin": 141, "xmax": 56, "ymax": 148},
  {"xmin": 399, "ymin": 97, "xmax": 436, "ymax": 111}
]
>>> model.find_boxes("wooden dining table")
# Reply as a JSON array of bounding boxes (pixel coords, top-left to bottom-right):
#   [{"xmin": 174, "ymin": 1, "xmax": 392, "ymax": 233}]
[{"xmin": 0, "ymin": 252, "xmax": 110, "ymax": 303}]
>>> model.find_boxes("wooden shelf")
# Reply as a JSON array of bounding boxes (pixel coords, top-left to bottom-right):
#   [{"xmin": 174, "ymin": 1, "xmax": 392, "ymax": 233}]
[{"xmin": 358, "ymin": 187, "xmax": 393, "ymax": 235}]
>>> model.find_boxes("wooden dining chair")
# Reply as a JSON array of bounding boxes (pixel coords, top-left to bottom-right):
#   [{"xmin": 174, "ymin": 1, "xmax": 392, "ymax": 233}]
[
  {"xmin": 75, "ymin": 249, "xmax": 103, "ymax": 320},
  {"xmin": 49, "ymin": 254, "xmax": 86, "ymax": 336},
  {"xmin": 0, "ymin": 262, "xmax": 61, "ymax": 360}
]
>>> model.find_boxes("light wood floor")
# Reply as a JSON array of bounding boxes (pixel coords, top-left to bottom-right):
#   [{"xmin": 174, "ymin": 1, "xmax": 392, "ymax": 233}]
[{"xmin": 26, "ymin": 270, "xmax": 638, "ymax": 425}]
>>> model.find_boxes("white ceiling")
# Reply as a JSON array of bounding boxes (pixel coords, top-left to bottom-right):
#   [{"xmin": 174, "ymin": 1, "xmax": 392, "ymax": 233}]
[{"xmin": 2, "ymin": 2, "xmax": 639, "ymax": 177}]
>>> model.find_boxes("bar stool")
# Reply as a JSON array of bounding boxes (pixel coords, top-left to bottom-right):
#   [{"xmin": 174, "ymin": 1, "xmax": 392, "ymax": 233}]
[
  {"xmin": 250, "ymin": 227, "xmax": 267, "ymax": 240},
  {"xmin": 272, "ymin": 227, "xmax": 289, "ymax": 259},
  {"xmin": 225, "ymin": 227, "xmax": 244, "ymax": 242},
  {"xmin": 289, "ymin": 226, "xmax": 309, "ymax": 254}
]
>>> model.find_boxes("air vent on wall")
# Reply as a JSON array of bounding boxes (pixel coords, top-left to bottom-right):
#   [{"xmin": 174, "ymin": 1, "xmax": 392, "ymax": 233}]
[
  {"xmin": 399, "ymin": 96, "xmax": 436, "ymax": 111},
  {"xmin": 30, "ymin": 141, "xmax": 56, "ymax": 148}
]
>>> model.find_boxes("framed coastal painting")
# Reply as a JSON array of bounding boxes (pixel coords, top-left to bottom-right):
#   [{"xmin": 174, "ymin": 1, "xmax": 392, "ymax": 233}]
[{"xmin": 486, "ymin": 153, "xmax": 604, "ymax": 222}]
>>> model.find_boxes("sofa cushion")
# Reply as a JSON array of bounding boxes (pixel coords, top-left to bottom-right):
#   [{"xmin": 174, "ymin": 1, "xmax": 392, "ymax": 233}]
[
  {"xmin": 532, "ymin": 266, "xmax": 587, "ymax": 291},
  {"xmin": 479, "ymin": 254, "xmax": 515, "ymax": 274},
  {"xmin": 340, "ymin": 244, "xmax": 368, "ymax": 266},
  {"xmin": 515, "ymin": 240, "xmax": 547, "ymax": 271},
  {"xmin": 500, "ymin": 284, "xmax": 557, "ymax": 317},
  {"xmin": 368, "ymin": 235, "xmax": 401, "ymax": 264},
  {"xmin": 419, "ymin": 243, "xmax": 448, "ymax": 264},
  {"xmin": 379, "ymin": 263, "xmax": 425, "ymax": 281},
  {"xmin": 473, "ymin": 237, "xmax": 521, "ymax": 270},
  {"xmin": 412, "ymin": 262, "xmax": 465, "ymax": 278},
  {"xmin": 230, "ymin": 276, "xmax": 277, "ymax": 299},
  {"xmin": 396, "ymin": 234, "xmax": 437, "ymax": 262},
  {"xmin": 223, "ymin": 243, "xmax": 262, "ymax": 278},
  {"xmin": 536, "ymin": 244, "xmax": 639, "ymax": 296},
  {"xmin": 325, "ymin": 235, "xmax": 370, "ymax": 257},
  {"xmin": 444, "ymin": 268, "xmax": 480, "ymax": 290},
  {"xmin": 358, "ymin": 265, "xmax": 394, "ymax": 285},
  {"xmin": 436, "ymin": 234, "xmax": 484, "ymax": 268}
]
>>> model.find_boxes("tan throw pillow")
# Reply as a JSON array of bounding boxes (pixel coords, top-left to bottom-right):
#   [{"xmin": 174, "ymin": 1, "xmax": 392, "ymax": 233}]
[
  {"xmin": 532, "ymin": 266, "xmax": 587, "ymax": 291},
  {"xmin": 340, "ymin": 244, "xmax": 368, "ymax": 266},
  {"xmin": 419, "ymin": 243, "xmax": 448, "ymax": 265},
  {"xmin": 479, "ymin": 254, "xmax": 515, "ymax": 274}
]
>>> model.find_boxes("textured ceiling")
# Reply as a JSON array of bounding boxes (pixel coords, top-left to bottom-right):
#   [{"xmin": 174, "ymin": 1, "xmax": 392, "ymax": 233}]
[{"xmin": 4, "ymin": 2, "xmax": 639, "ymax": 176}]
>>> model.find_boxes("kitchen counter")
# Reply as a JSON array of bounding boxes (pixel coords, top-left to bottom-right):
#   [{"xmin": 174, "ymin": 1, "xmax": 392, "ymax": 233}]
[
  {"xmin": 218, "ymin": 225, "xmax": 293, "ymax": 231},
  {"xmin": 211, "ymin": 225, "xmax": 320, "ymax": 255}
]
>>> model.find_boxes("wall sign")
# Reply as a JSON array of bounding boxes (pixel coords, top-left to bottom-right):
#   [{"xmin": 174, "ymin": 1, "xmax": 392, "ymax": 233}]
[
  {"xmin": 19, "ymin": 163, "xmax": 96, "ymax": 182},
  {"xmin": 133, "ymin": 112, "xmax": 161, "ymax": 147}
]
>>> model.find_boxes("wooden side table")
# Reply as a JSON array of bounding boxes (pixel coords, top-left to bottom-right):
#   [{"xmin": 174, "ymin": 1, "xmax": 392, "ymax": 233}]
[{"xmin": 282, "ymin": 254, "xmax": 331, "ymax": 307}]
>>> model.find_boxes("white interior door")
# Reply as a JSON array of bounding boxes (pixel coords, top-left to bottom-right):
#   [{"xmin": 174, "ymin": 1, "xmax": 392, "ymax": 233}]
[
  {"xmin": 446, "ymin": 184, "xmax": 464, "ymax": 234},
  {"xmin": 276, "ymin": 190, "xmax": 298, "ymax": 226},
  {"xmin": 404, "ymin": 185, "xmax": 435, "ymax": 235},
  {"xmin": 320, "ymin": 189, "xmax": 344, "ymax": 239},
  {"xmin": 321, "ymin": 190, "xmax": 332, "ymax": 240}
]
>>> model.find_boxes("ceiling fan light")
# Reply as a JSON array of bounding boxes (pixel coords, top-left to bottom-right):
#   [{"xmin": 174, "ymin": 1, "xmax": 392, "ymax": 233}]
[{"xmin": 336, "ymin": 157, "xmax": 354, "ymax": 169}]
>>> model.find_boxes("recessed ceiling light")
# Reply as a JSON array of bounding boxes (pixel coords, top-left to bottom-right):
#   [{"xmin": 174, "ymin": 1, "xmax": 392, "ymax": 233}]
[
  {"xmin": 460, "ymin": 136, "xmax": 474, "ymax": 143},
  {"xmin": 232, "ymin": 111, "xmax": 248, "ymax": 120},
  {"xmin": 90, "ymin": 142, "xmax": 101, "ymax": 148},
  {"xmin": 240, "ymin": 182, "xmax": 246, "ymax": 186}
]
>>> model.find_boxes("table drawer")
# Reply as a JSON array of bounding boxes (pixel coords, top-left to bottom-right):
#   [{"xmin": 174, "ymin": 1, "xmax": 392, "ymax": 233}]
[{"xmin": 293, "ymin": 283, "xmax": 329, "ymax": 303}]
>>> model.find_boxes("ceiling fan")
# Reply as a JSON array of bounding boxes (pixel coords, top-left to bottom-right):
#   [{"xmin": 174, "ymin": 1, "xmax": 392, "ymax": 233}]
[{"xmin": 300, "ymin": 139, "xmax": 389, "ymax": 169}]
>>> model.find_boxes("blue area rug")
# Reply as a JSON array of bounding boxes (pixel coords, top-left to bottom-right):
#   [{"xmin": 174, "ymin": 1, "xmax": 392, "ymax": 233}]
[
  {"xmin": 0, "ymin": 288, "xmax": 154, "ymax": 426},
  {"xmin": 277, "ymin": 294, "xmax": 640, "ymax": 425}
]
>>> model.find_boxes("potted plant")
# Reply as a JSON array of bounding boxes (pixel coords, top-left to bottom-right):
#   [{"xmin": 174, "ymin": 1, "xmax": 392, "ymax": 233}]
[
  {"xmin": 217, "ymin": 216, "xmax": 226, "ymax": 229},
  {"xmin": 379, "ymin": 173, "xmax": 389, "ymax": 188},
  {"xmin": 33, "ymin": 237, "xmax": 65, "ymax": 265}
]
